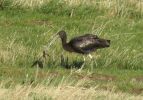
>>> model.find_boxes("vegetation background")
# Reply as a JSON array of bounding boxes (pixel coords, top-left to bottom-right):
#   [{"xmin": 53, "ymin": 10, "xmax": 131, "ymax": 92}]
[{"xmin": 0, "ymin": 0, "xmax": 143, "ymax": 99}]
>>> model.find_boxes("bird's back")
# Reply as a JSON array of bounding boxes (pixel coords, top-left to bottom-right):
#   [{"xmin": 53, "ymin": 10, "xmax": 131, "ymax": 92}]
[{"xmin": 69, "ymin": 34, "xmax": 98, "ymax": 54}]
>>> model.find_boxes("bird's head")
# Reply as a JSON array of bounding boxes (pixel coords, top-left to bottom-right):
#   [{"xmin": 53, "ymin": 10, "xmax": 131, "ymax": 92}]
[{"xmin": 57, "ymin": 30, "xmax": 67, "ymax": 39}]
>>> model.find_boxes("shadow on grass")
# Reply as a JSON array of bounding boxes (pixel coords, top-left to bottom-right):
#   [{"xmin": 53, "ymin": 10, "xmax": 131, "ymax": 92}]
[{"xmin": 60, "ymin": 55, "xmax": 84, "ymax": 69}]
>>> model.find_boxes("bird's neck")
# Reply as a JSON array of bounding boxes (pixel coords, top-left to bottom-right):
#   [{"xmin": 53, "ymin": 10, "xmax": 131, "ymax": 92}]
[
  {"xmin": 60, "ymin": 35, "xmax": 74, "ymax": 52},
  {"xmin": 61, "ymin": 36, "xmax": 67, "ymax": 47}
]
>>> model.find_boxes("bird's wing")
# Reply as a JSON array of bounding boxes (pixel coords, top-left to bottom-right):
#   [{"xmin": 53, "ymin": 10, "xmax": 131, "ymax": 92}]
[
  {"xmin": 69, "ymin": 35, "xmax": 98, "ymax": 53},
  {"xmin": 70, "ymin": 34, "xmax": 97, "ymax": 47},
  {"xmin": 74, "ymin": 34, "xmax": 98, "ymax": 40}
]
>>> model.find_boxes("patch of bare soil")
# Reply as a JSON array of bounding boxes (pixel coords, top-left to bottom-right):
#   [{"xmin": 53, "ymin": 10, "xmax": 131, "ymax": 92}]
[
  {"xmin": 0, "ymin": 20, "xmax": 13, "ymax": 27},
  {"xmin": 131, "ymin": 88, "xmax": 143, "ymax": 95},
  {"xmin": 89, "ymin": 74, "xmax": 116, "ymax": 81},
  {"xmin": 25, "ymin": 19, "xmax": 53, "ymax": 26},
  {"xmin": 35, "ymin": 71, "xmax": 61, "ymax": 79},
  {"xmin": 75, "ymin": 73, "xmax": 116, "ymax": 81},
  {"xmin": 130, "ymin": 76, "xmax": 143, "ymax": 94},
  {"xmin": 131, "ymin": 76, "xmax": 143, "ymax": 82}
]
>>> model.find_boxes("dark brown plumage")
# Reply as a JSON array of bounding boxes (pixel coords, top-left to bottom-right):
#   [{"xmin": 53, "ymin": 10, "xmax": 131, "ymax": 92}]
[
  {"xmin": 58, "ymin": 30, "xmax": 110, "ymax": 71},
  {"xmin": 58, "ymin": 30, "xmax": 110, "ymax": 54}
]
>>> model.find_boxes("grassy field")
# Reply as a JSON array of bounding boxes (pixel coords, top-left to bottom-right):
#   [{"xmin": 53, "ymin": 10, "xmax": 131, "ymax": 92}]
[{"xmin": 0, "ymin": 0, "xmax": 143, "ymax": 99}]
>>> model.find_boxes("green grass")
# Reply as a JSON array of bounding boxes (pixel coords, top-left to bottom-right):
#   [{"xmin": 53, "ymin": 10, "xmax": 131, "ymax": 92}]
[{"xmin": 0, "ymin": 0, "xmax": 143, "ymax": 98}]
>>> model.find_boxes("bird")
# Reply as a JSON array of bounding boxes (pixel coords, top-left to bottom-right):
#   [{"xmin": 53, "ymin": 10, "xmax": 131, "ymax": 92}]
[{"xmin": 58, "ymin": 30, "xmax": 110, "ymax": 71}]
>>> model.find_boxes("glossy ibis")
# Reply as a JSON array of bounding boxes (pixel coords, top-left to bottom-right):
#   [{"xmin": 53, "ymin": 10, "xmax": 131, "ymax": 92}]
[{"xmin": 58, "ymin": 30, "xmax": 110, "ymax": 70}]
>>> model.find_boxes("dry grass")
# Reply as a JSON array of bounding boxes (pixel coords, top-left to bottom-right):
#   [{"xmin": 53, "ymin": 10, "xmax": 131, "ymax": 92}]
[
  {"xmin": 0, "ymin": 79, "xmax": 143, "ymax": 100},
  {"xmin": 11, "ymin": 0, "xmax": 49, "ymax": 8},
  {"xmin": 6, "ymin": 0, "xmax": 142, "ymax": 19},
  {"xmin": 10, "ymin": 0, "xmax": 143, "ymax": 11},
  {"xmin": 0, "ymin": 38, "xmax": 30, "ymax": 65},
  {"xmin": 0, "ymin": 0, "xmax": 143, "ymax": 99}
]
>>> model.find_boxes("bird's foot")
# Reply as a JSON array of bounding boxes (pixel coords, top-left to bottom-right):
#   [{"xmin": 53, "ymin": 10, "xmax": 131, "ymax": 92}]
[
  {"xmin": 87, "ymin": 69, "xmax": 93, "ymax": 75},
  {"xmin": 75, "ymin": 68, "xmax": 83, "ymax": 73},
  {"xmin": 88, "ymin": 54, "xmax": 93, "ymax": 59},
  {"xmin": 75, "ymin": 63, "xmax": 85, "ymax": 73}
]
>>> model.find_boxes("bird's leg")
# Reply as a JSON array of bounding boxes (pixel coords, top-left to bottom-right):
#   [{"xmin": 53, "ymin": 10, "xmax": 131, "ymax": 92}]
[
  {"xmin": 65, "ymin": 56, "xmax": 69, "ymax": 68},
  {"xmin": 88, "ymin": 54, "xmax": 94, "ymax": 74},
  {"xmin": 94, "ymin": 53, "xmax": 98, "ymax": 67},
  {"xmin": 88, "ymin": 53, "xmax": 98, "ymax": 74},
  {"xmin": 76, "ymin": 56, "xmax": 85, "ymax": 72},
  {"xmin": 88, "ymin": 54, "xmax": 93, "ymax": 59},
  {"xmin": 81, "ymin": 56, "xmax": 85, "ymax": 69},
  {"xmin": 42, "ymin": 50, "xmax": 48, "ymax": 67},
  {"xmin": 35, "ymin": 64, "xmax": 39, "ymax": 82},
  {"xmin": 60, "ymin": 54, "xmax": 64, "ymax": 66}
]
